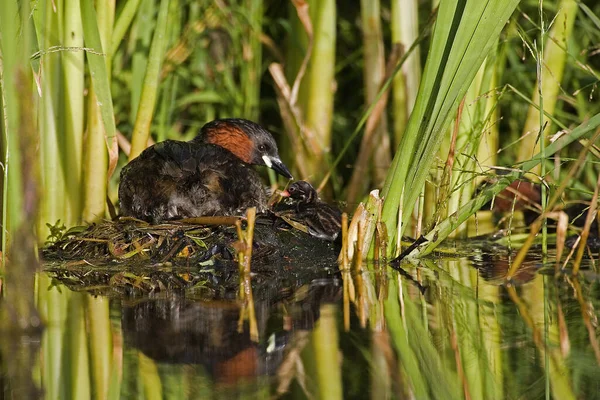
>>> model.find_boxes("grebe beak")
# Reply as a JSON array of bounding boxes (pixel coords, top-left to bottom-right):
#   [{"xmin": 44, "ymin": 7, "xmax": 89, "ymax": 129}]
[{"xmin": 262, "ymin": 155, "xmax": 293, "ymax": 179}]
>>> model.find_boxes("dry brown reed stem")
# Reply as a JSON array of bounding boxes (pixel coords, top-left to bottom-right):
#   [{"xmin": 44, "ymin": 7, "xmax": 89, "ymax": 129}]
[
  {"xmin": 259, "ymin": 33, "xmax": 285, "ymax": 64},
  {"xmin": 355, "ymin": 270, "xmax": 367, "ymax": 328},
  {"xmin": 506, "ymin": 286, "xmax": 542, "ymax": 347},
  {"xmin": 415, "ymin": 188, "xmax": 424, "ymax": 238},
  {"xmin": 236, "ymin": 208, "xmax": 258, "ymax": 342},
  {"xmin": 179, "ymin": 216, "xmax": 242, "ymax": 226},
  {"xmin": 116, "ymin": 130, "xmax": 154, "ymax": 158},
  {"xmin": 373, "ymin": 199, "xmax": 387, "ymax": 305},
  {"xmin": 345, "ymin": 44, "xmax": 402, "ymax": 209},
  {"xmin": 377, "ymin": 202, "xmax": 388, "ymax": 262},
  {"xmin": 340, "ymin": 211, "xmax": 351, "ymax": 331},
  {"xmin": 343, "ymin": 272, "xmax": 350, "ymax": 332},
  {"xmin": 375, "ymin": 221, "xmax": 389, "ymax": 306},
  {"xmin": 437, "ymin": 97, "xmax": 465, "ymax": 221},
  {"xmin": 243, "ymin": 207, "xmax": 256, "ymax": 274},
  {"xmin": 551, "ymin": 211, "xmax": 569, "ymax": 271},
  {"xmin": 354, "ymin": 222, "xmax": 367, "ymax": 328},
  {"xmin": 505, "ymin": 218, "xmax": 542, "ymax": 280},
  {"xmin": 354, "ymin": 222, "xmax": 365, "ymax": 274},
  {"xmin": 268, "ymin": 63, "xmax": 310, "ymax": 178},
  {"xmin": 561, "ymin": 236, "xmax": 580, "ymax": 270},
  {"xmin": 276, "ymin": 330, "xmax": 310, "ymax": 395},
  {"xmin": 557, "ymin": 303, "xmax": 571, "ymax": 357},
  {"xmin": 396, "ymin": 188, "xmax": 404, "ymax": 257},
  {"xmin": 340, "ymin": 213, "xmax": 349, "ymax": 269},
  {"xmin": 289, "ymin": 0, "xmax": 313, "ymax": 107},
  {"xmin": 380, "ymin": 230, "xmax": 389, "ymax": 264},
  {"xmin": 373, "ymin": 230, "xmax": 380, "ymax": 264},
  {"xmin": 569, "ymin": 278, "xmax": 600, "ymax": 364},
  {"xmin": 572, "ymin": 173, "xmax": 600, "ymax": 275},
  {"xmin": 340, "ymin": 203, "xmax": 363, "ymax": 263}
]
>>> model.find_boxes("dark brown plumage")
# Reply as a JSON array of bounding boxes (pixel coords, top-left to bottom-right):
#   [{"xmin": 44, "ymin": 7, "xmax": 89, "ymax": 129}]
[
  {"xmin": 119, "ymin": 118, "xmax": 292, "ymax": 223},
  {"xmin": 279, "ymin": 181, "xmax": 342, "ymax": 241}
]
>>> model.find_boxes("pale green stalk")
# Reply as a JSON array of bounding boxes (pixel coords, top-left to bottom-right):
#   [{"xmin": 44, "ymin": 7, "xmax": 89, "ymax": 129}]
[
  {"xmin": 452, "ymin": 263, "xmax": 492, "ymax": 398},
  {"xmin": 242, "ymin": 0, "xmax": 263, "ymax": 120},
  {"xmin": 68, "ymin": 294, "xmax": 92, "ymax": 399},
  {"xmin": 478, "ymin": 281, "xmax": 503, "ymax": 399},
  {"xmin": 129, "ymin": 0, "xmax": 171, "ymax": 161},
  {"xmin": 111, "ymin": 0, "xmax": 143, "ymax": 56},
  {"xmin": 87, "ymin": 295, "xmax": 113, "ymax": 400},
  {"xmin": 360, "ymin": 0, "xmax": 391, "ymax": 187},
  {"xmin": 443, "ymin": 53, "xmax": 496, "ymax": 238},
  {"xmin": 38, "ymin": 275, "xmax": 69, "ymax": 400},
  {"xmin": 538, "ymin": 2, "xmax": 550, "ymax": 393},
  {"xmin": 81, "ymin": 0, "xmax": 117, "ymax": 222},
  {"xmin": 0, "ymin": 0, "xmax": 25, "ymax": 258},
  {"xmin": 160, "ymin": 364, "xmax": 185, "ymax": 400},
  {"xmin": 345, "ymin": 0, "xmax": 390, "ymax": 206},
  {"xmin": 156, "ymin": 0, "xmax": 181, "ymax": 142},
  {"xmin": 37, "ymin": 0, "xmax": 67, "ymax": 239},
  {"xmin": 63, "ymin": 0, "xmax": 85, "ymax": 225},
  {"xmin": 370, "ymin": 332, "xmax": 391, "ymax": 400},
  {"xmin": 313, "ymin": 305, "xmax": 342, "ymax": 400},
  {"xmin": 128, "ymin": 0, "xmax": 155, "ymax": 126},
  {"xmin": 475, "ymin": 59, "xmax": 499, "ymax": 171},
  {"xmin": 139, "ymin": 352, "xmax": 163, "ymax": 400},
  {"xmin": 82, "ymin": 92, "xmax": 109, "ymax": 222},
  {"xmin": 282, "ymin": 0, "xmax": 336, "ymax": 181},
  {"xmin": 391, "ymin": 0, "xmax": 421, "ymax": 147},
  {"xmin": 303, "ymin": 0, "xmax": 336, "ymax": 181},
  {"xmin": 517, "ymin": 0, "xmax": 578, "ymax": 165}
]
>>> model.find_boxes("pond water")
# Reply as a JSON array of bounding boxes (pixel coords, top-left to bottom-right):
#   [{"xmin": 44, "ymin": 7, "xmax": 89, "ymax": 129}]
[{"xmin": 2, "ymin": 240, "xmax": 600, "ymax": 400}]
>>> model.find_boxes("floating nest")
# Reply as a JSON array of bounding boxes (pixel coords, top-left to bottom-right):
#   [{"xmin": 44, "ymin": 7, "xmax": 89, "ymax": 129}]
[
  {"xmin": 43, "ymin": 216, "xmax": 341, "ymax": 296},
  {"xmin": 44, "ymin": 218, "xmax": 237, "ymax": 266}
]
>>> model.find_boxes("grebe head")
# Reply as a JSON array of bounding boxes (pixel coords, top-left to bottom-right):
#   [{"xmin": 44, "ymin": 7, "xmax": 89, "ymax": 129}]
[
  {"xmin": 281, "ymin": 181, "xmax": 317, "ymax": 204},
  {"xmin": 199, "ymin": 118, "xmax": 293, "ymax": 179}
]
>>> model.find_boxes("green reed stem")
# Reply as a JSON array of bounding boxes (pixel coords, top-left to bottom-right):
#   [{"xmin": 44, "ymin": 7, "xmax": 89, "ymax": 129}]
[
  {"xmin": 0, "ymin": 0, "xmax": 24, "ymax": 262},
  {"xmin": 81, "ymin": 0, "xmax": 117, "ymax": 222},
  {"xmin": 63, "ymin": 0, "xmax": 85, "ymax": 226},
  {"xmin": 68, "ymin": 294, "xmax": 92, "ymax": 399},
  {"xmin": 242, "ymin": 0, "xmax": 263, "ymax": 120},
  {"xmin": 129, "ymin": 0, "xmax": 170, "ymax": 161},
  {"xmin": 111, "ymin": 0, "xmax": 143, "ymax": 56},
  {"xmin": 380, "ymin": 0, "xmax": 521, "ymax": 255},
  {"xmin": 313, "ymin": 305, "xmax": 343, "ymax": 400},
  {"xmin": 38, "ymin": 0, "xmax": 67, "ymax": 239},
  {"xmin": 87, "ymin": 296, "xmax": 112, "ymax": 400},
  {"xmin": 539, "ymin": 0, "xmax": 548, "ymax": 261},
  {"xmin": 517, "ymin": 0, "xmax": 578, "ymax": 165},
  {"xmin": 391, "ymin": 0, "xmax": 421, "ymax": 147}
]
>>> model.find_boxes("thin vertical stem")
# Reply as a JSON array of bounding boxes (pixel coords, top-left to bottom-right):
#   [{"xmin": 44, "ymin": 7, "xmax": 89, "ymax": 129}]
[
  {"xmin": 63, "ymin": 0, "xmax": 85, "ymax": 225},
  {"xmin": 129, "ymin": 0, "xmax": 171, "ymax": 160},
  {"xmin": 81, "ymin": 0, "xmax": 117, "ymax": 222}
]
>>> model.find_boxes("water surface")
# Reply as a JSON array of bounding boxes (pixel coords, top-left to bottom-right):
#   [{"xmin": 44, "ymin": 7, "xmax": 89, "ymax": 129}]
[{"xmin": 3, "ymin": 242, "xmax": 600, "ymax": 399}]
